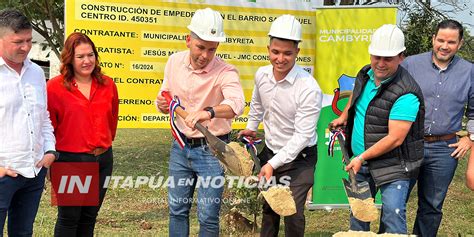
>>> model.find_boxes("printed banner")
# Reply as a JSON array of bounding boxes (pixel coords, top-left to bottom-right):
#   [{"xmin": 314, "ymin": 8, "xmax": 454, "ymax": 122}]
[
  {"xmin": 311, "ymin": 7, "xmax": 397, "ymax": 207},
  {"xmin": 64, "ymin": 0, "xmax": 316, "ymax": 128},
  {"xmin": 65, "ymin": 0, "xmax": 398, "ymax": 208}
]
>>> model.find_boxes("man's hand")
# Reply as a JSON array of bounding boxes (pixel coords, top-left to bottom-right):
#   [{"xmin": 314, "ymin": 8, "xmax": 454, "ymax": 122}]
[
  {"xmin": 449, "ymin": 136, "xmax": 472, "ymax": 159},
  {"xmin": 237, "ymin": 129, "xmax": 257, "ymax": 139},
  {"xmin": 184, "ymin": 111, "xmax": 211, "ymax": 129},
  {"xmin": 345, "ymin": 156, "xmax": 363, "ymax": 174},
  {"xmin": 155, "ymin": 94, "xmax": 169, "ymax": 114},
  {"xmin": 36, "ymin": 153, "xmax": 56, "ymax": 168},
  {"xmin": 0, "ymin": 167, "xmax": 18, "ymax": 178},
  {"xmin": 258, "ymin": 163, "xmax": 274, "ymax": 182},
  {"xmin": 329, "ymin": 117, "xmax": 347, "ymax": 130}
]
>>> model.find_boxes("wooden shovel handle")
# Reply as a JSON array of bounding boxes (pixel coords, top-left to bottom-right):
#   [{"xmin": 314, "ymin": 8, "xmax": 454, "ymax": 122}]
[
  {"xmin": 240, "ymin": 137, "xmax": 262, "ymax": 173},
  {"xmin": 335, "ymin": 132, "xmax": 358, "ymax": 190},
  {"xmin": 161, "ymin": 91, "xmax": 210, "ymax": 135},
  {"xmin": 161, "ymin": 91, "xmax": 189, "ymax": 119}
]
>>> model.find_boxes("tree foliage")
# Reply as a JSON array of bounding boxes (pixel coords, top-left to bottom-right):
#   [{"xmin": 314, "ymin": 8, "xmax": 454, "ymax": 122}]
[
  {"xmin": 401, "ymin": 5, "xmax": 439, "ymax": 56},
  {"xmin": 399, "ymin": 1, "xmax": 474, "ymax": 62},
  {"xmin": 0, "ymin": 0, "xmax": 64, "ymax": 58}
]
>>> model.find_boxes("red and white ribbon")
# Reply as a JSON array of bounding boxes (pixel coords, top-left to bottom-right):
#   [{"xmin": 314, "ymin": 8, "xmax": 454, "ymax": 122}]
[
  {"xmin": 328, "ymin": 129, "xmax": 345, "ymax": 157},
  {"xmin": 241, "ymin": 136, "xmax": 262, "ymax": 155},
  {"xmin": 169, "ymin": 96, "xmax": 187, "ymax": 149}
]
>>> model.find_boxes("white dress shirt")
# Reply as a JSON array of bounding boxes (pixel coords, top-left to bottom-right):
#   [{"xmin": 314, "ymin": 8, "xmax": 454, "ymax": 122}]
[
  {"xmin": 246, "ymin": 64, "xmax": 322, "ymax": 169},
  {"xmin": 0, "ymin": 57, "xmax": 55, "ymax": 178}
]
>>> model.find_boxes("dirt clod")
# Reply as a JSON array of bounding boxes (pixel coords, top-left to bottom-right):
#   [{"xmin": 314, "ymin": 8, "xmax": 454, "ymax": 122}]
[
  {"xmin": 227, "ymin": 142, "xmax": 254, "ymax": 177},
  {"xmin": 348, "ymin": 197, "xmax": 378, "ymax": 222},
  {"xmin": 261, "ymin": 186, "xmax": 296, "ymax": 216},
  {"xmin": 140, "ymin": 220, "xmax": 152, "ymax": 230}
]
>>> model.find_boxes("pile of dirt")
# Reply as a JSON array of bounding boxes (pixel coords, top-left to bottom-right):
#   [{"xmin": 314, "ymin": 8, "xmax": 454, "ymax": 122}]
[
  {"xmin": 223, "ymin": 208, "xmax": 255, "ymax": 233},
  {"xmin": 333, "ymin": 231, "xmax": 377, "ymax": 237},
  {"xmin": 348, "ymin": 197, "xmax": 379, "ymax": 222},
  {"xmin": 333, "ymin": 231, "xmax": 414, "ymax": 237},
  {"xmin": 261, "ymin": 186, "xmax": 296, "ymax": 216},
  {"xmin": 227, "ymin": 142, "xmax": 254, "ymax": 177}
]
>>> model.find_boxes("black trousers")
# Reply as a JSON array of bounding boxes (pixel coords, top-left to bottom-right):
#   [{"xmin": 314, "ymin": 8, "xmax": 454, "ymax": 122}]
[
  {"xmin": 258, "ymin": 145, "xmax": 317, "ymax": 237},
  {"xmin": 53, "ymin": 148, "xmax": 113, "ymax": 237}
]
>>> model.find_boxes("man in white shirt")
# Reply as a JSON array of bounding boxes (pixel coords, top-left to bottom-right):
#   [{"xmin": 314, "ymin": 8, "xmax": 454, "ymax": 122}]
[
  {"xmin": 239, "ymin": 14, "xmax": 322, "ymax": 237},
  {"xmin": 0, "ymin": 9, "xmax": 57, "ymax": 236}
]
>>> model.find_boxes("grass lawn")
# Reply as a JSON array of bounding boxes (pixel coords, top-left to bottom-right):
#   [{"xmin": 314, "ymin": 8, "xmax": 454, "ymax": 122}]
[{"xmin": 27, "ymin": 129, "xmax": 474, "ymax": 236}]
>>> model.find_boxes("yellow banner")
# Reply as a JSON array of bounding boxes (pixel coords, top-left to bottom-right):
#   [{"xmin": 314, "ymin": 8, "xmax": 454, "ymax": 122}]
[
  {"xmin": 315, "ymin": 7, "xmax": 397, "ymax": 96},
  {"xmin": 312, "ymin": 7, "xmax": 397, "ymax": 207},
  {"xmin": 65, "ymin": 0, "xmax": 316, "ymax": 128}
]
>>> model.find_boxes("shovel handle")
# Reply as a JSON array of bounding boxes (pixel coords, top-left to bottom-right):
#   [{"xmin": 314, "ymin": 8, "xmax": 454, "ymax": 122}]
[
  {"xmin": 240, "ymin": 137, "xmax": 262, "ymax": 173},
  {"xmin": 161, "ymin": 91, "xmax": 209, "ymax": 134},
  {"xmin": 161, "ymin": 91, "xmax": 189, "ymax": 119},
  {"xmin": 335, "ymin": 133, "xmax": 358, "ymax": 190}
]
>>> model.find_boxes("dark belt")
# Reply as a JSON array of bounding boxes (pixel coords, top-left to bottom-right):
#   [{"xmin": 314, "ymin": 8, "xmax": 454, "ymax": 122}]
[
  {"xmin": 424, "ymin": 133, "xmax": 457, "ymax": 143},
  {"xmin": 264, "ymin": 144, "xmax": 317, "ymax": 158},
  {"xmin": 185, "ymin": 133, "xmax": 230, "ymax": 148}
]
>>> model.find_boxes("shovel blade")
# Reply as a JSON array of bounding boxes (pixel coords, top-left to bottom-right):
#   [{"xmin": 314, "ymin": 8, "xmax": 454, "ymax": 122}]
[
  {"xmin": 342, "ymin": 178, "xmax": 372, "ymax": 200},
  {"xmin": 245, "ymin": 143, "xmax": 261, "ymax": 174},
  {"xmin": 161, "ymin": 91, "xmax": 244, "ymax": 176},
  {"xmin": 194, "ymin": 124, "xmax": 244, "ymax": 176},
  {"xmin": 214, "ymin": 144, "xmax": 245, "ymax": 176},
  {"xmin": 205, "ymin": 133, "xmax": 228, "ymax": 155}
]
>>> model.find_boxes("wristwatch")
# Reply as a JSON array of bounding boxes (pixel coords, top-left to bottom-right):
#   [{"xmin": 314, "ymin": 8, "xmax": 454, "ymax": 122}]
[
  {"xmin": 204, "ymin": 107, "xmax": 215, "ymax": 119},
  {"xmin": 469, "ymin": 133, "xmax": 474, "ymax": 142},
  {"xmin": 45, "ymin": 150, "xmax": 60, "ymax": 160}
]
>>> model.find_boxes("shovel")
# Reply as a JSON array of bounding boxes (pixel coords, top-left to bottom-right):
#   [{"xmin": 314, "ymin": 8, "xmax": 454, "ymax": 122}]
[
  {"xmin": 240, "ymin": 137, "xmax": 296, "ymax": 216},
  {"xmin": 162, "ymin": 91, "xmax": 244, "ymax": 176},
  {"xmin": 336, "ymin": 133, "xmax": 378, "ymax": 222},
  {"xmin": 336, "ymin": 133, "xmax": 372, "ymax": 200},
  {"xmin": 239, "ymin": 137, "xmax": 264, "ymax": 188},
  {"xmin": 240, "ymin": 137, "xmax": 262, "ymax": 175}
]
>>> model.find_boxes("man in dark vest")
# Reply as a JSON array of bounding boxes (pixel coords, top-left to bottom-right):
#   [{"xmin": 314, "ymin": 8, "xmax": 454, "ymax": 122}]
[{"xmin": 329, "ymin": 24, "xmax": 425, "ymax": 234}]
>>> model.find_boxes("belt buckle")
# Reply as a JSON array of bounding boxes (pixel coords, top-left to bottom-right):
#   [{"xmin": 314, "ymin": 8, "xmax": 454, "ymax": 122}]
[
  {"xmin": 428, "ymin": 136, "xmax": 438, "ymax": 142},
  {"xmin": 190, "ymin": 139, "xmax": 199, "ymax": 146},
  {"xmin": 198, "ymin": 137, "xmax": 207, "ymax": 146},
  {"xmin": 424, "ymin": 136, "xmax": 437, "ymax": 143},
  {"xmin": 91, "ymin": 147, "xmax": 106, "ymax": 156},
  {"xmin": 187, "ymin": 137, "xmax": 204, "ymax": 147}
]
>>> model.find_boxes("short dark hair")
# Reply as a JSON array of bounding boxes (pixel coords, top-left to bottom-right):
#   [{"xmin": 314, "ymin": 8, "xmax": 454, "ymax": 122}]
[
  {"xmin": 269, "ymin": 36, "xmax": 299, "ymax": 48},
  {"xmin": 435, "ymin": 19, "xmax": 463, "ymax": 40},
  {"xmin": 0, "ymin": 9, "xmax": 32, "ymax": 36}
]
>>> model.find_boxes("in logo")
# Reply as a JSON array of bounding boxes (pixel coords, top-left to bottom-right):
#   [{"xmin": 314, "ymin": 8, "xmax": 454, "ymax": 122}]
[{"xmin": 50, "ymin": 162, "xmax": 99, "ymax": 206}]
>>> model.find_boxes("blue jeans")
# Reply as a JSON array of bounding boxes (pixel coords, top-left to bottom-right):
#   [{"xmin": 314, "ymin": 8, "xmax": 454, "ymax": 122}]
[
  {"xmin": 168, "ymin": 140, "xmax": 224, "ymax": 237},
  {"xmin": 409, "ymin": 138, "xmax": 458, "ymax": 237},
  {"xmin": 0, "ymin": 168, "xmax": 47, "ymax": 237},
  {"xmin": 350, "ymin": 165, "xmax": 410, "ymax": 234}
]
